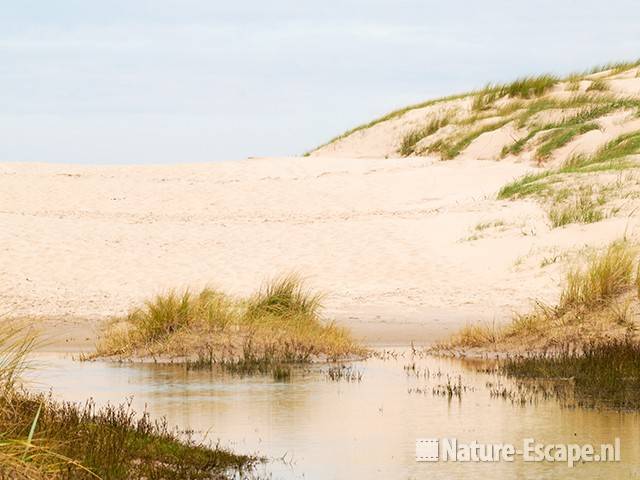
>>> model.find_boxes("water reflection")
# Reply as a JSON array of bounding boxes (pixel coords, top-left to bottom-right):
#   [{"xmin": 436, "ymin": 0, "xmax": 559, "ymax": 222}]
[{"xmin": 26, "ymin": 352, "xmax": 640, "ymax": 479}]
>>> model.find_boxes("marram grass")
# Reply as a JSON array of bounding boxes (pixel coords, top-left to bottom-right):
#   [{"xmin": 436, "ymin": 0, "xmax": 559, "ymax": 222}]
[
  {"xmin": 97, "ymin": 274, "xmax": 363, "ymax": 365},
  {"xmin": 444, "ymin": 240, "xmax": 640, "ymax": 350}
]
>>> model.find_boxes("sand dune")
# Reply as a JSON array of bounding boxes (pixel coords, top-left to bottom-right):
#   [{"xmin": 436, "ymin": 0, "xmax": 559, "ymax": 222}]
[{"xmin": 2, "ymin": 155, "xmax": 636, "ymax": 346}]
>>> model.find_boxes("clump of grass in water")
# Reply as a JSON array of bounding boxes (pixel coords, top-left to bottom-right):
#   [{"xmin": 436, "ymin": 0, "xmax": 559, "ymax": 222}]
[
  {"xmin": 325, "ymin": 364, "xmax": 363, "ymax": 382},
  {"xmin": 97, "ymin": 274, "xmax": 363, "ymax": 367},
  {"xmin": 501, "ymin": 340, "xmax": 640, "ymax": 409}
]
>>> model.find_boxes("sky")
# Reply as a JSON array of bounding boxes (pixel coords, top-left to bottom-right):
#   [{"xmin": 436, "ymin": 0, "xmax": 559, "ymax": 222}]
[{"xmin": 1, "ymin": 1, "xmax": 639, "ymax": 164}]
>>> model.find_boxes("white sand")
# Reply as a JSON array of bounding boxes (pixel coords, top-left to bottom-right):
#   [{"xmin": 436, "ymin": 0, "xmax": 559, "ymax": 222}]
[{"xmin": 2, "ymin": 156, "xmax": 637, "ymax": 346}]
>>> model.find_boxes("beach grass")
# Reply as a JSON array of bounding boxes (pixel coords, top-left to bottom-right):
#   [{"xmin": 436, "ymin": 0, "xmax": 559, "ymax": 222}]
[
  {"xmin": 398, "ymin": 116, "xmax": 451, "ymax": 156},
  {"xmin": 547, "ymin": 191, "xmax": 604, "ymax": 228},
  {"xmin": 444, "ymin": 240, "xmax": 640, "ymax": 350},
  {"xmin": 310, "ymin": 58, "xmax": 640, "ymax": 160},
  {"xmin": 428, "ymin": 117, "xmax": 512, "ymax": 159},
  {"xmin": 497, "ymin": 75, "xmax": 558, "ymax": 99},
  {"xmin": 97, "ymin": 274, "xmax": 363, "ymax": 366},
  {"xmin": 586, "ymin": 79, "xmax": 609, "ymax": 92},
  {"xmin": 535, "ymin": 122, "xmax": 600, "ymax": 160},
  {"xmin": 559, "ymin": 240, "xmax": 635, "ymax": 311},
  {"xmin": 498, "ymin": 130, "xmax": 640, "ymax": 201}
]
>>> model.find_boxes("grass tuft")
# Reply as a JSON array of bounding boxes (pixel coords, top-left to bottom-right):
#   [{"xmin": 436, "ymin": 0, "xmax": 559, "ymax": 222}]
[
  {"xmin": 560, "ymin": 241, "xmax": 635, "ymax": 310},
  {"xmin": 398, "ymin": 116, "xmax": 451, "ymax": 156},
  {"xmin": 448, "ymin": 323, "xmax": 499, "ymax": 348},
  {"xmin": 535, "ymin": 122, "xmax": 600, "ymax": 160},
  {"xmin": 547, "ymin": 192, "xmax": 604, "ymax": 227},
  {"xmin": 498, "ymin": 75, "xmax": 558, "ymax": 99},
  {"xmin": 246, "ymin": 273, "xmax": 324, "ymax": 319},
  {"xmin": 97, "ymin": 275, "xmax": 363, "ymax": 365},
  {"xmin": 0, "ymin": 392, "xmax": 256, "ymax": 479},
  {"xmin": 497, "ymin": 171, "xmax": 552, "ymax": 199},
  {"xmin": 586, "ymin": 79, "xmax": 609, "ymax": 92},
  {"xmin": 445, "ymin": 240, "xmax": 640, "ymax": 351}
]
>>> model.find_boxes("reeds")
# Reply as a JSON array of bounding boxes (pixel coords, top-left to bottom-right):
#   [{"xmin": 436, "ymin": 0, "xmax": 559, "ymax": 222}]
[
  {"xmin": 501, "ymin": 340, "xmax": 640, "ymax": 409},
  {"xmin": 0, "ymin": 393, "xmax": 256, "ymax": 479},
  {"xmin": 0, "ymin": 320, "xmax": 256, "ymax": 479}
]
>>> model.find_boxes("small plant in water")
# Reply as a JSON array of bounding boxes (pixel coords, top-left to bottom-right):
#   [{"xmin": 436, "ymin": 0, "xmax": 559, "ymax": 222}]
[
  {"xmin": 325, "ymin": 364, "xmax": 363, "ymax": 382},
  {"xmin": 500, "ymin": 340, "xmax": 640, "ymax": 410}
]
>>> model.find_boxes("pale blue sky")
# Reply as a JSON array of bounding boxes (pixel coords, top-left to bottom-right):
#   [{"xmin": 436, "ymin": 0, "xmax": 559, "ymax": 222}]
[{"xmin": 1, "ymin": 1, "xmax": 639, "ymax": 164}]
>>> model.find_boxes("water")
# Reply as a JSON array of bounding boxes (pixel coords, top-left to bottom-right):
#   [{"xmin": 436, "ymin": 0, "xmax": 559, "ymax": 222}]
[{"xmin": 27, "ymin": 352, "xmax": 640, "ymax": 479}]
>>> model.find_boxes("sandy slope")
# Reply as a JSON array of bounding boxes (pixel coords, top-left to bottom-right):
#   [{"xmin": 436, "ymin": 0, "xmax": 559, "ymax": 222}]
[
  {"xmin": 312, "ymin": 68, "xmax": 640, "ymax": 163},
  {"xmin": 1, "ymin": 157, "xmax": 637, "ymax": 346}
]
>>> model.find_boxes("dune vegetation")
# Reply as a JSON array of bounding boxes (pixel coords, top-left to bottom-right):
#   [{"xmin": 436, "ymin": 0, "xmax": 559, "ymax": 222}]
[
  {"xmin": 310, "ymin": 59, "xmax": 640, "ymax": 230},
  {"xmin": 443, "ymin": 240, "xmax": 640, "ymax": 408},
  {"xmin": 0, "ymin": 323, "xmax": 256, "ymax": 479},
  {"xmin": 500, "ymin": 340, "xmax": 640, "ymax": 409},
  {"xmin": 446, "ymin": 240, "xmax": 639, "ymax": 350},
  {"xmin": 96, "ymin": 274, "xmax": 363, "ymax": 368},
  {"xmin": 312, "ymin": 59, "xmax": 640, "ymax": 158}
]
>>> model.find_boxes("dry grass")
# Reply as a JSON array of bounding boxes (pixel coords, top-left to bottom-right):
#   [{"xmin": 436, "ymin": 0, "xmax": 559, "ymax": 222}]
[
  {"xmin": 0, "ymin": 323, "xmax": 37, "ymax": 394},
  {"xmin": 447, "ymin": 323, "xmax": 499, "ymax": 348},
  {"xmin": 443, "ymin": 240, "xmax": 640, "ymax": 350},
  {"xmin": 97, "ymin": 274, "xmax": 363, "ymax": 365}
]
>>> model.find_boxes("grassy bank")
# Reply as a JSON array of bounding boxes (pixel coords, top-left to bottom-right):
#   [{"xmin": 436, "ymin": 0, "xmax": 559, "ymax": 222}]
[
  {"xmin": 446, "ymin": 240, "xmax": 640, "ymax": 350},
  {"xmin": 0, "ymin": 324, "xmax": 257, "ymax": 479},
  {"xmin": 96, "ymin": 274, "xmax": 363, "ymax": 367},
  {"xmin": 443, "ymin": 241, "xmax": 640, "ymax": 409},
  {"xmin": 1, "ymin": 393, "xmax": 256, "ymax": 480}
]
